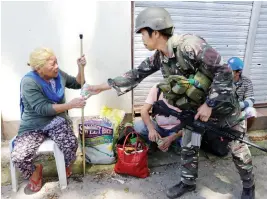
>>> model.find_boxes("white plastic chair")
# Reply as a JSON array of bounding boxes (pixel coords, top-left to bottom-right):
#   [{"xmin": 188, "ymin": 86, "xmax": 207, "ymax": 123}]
[{"xmin": 9, "ymin": 137, "xmax": 67, "ymax": 192}]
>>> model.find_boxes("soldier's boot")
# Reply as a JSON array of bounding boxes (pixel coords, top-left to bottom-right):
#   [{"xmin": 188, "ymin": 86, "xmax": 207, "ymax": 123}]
[
  {"xmin": 166, "ymin": 181, "xmax": 196, "ymax": 199},
  {"xmin": 166, "ymin": 146, "xmax": 199, "ymax": 198},
  {"xmin": 231, "ymin": 141, "xmax": 255, "ymax": 199},
  {"xmin": 241, "ymin": 185, "xmax": 255, "ymax": 199}
]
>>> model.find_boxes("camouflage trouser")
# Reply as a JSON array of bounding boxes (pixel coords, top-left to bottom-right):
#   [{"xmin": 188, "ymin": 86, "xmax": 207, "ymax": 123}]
[{"xmin": 180, "ymin": 119, "xmax": 254, "ymax": 188}]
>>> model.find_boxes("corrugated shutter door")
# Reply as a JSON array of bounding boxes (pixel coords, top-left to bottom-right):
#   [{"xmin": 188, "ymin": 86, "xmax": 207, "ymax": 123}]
[
  {"xmin": 250, "ymin": 2, "xmax": 267, "ymax": 104},
  {"xmin": 133, "ymin": 1, "xmax": 253, "ymax": 113}
]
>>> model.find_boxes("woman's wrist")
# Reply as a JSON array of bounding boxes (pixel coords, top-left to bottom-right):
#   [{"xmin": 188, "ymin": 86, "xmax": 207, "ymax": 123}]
[{"xmin": 65, "ymin": 102, "xmax": 73, "ymax": 110}]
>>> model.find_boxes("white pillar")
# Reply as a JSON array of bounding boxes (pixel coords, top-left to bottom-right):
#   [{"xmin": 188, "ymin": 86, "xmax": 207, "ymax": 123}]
[{"xmin": 243, "ymin": 1, "xmax": 262, "ymax": 77}]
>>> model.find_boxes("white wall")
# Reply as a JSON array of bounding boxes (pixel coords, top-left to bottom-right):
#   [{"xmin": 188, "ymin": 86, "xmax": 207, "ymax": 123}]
[{"xmin": 1, "ymin": 1, "xmax": 132, "ymax": 121}]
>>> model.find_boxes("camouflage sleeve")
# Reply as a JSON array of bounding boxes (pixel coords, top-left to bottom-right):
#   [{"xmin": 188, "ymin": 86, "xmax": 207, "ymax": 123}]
[
  {"xmin": 183, "ymin": 35, "xmax": 234, "ymax": 107},
  {"xmin": 108, "ymin": 51, "xmax": 161, "ymax": 96}
]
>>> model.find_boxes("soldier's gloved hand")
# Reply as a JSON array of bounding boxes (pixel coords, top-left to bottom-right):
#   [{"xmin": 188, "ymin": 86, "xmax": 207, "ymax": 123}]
[
  {"xmin": 148, "ymin": 127, "xmax": 162, "ymax": 142},
  {"xmin": 194, "ymin": 103, "xmax": 212, "ymax": 122}
]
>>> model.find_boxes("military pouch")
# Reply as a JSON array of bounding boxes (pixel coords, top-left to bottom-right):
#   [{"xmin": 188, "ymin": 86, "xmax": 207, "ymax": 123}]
[
  {"xmin": 157, "ymin": 82, "xmax": 171, "ymax": 93},
  {"xmin": 167, "ymin": 75, "xmax": 187, "ymax": 84},
  {"xmin": 171, "ymin": 84, "xmax": 187, "ymax": 94},
  {"xmin": 175, "ymin": 96, "xmax": 198, "ymax": 110},
  {"xmin": 186, "ymin": 86, "xmax": 205, "ymax": 104},
  {"xmin": 198, "ymin": 64, "xmax": 213, "ymax": 80},
  {"xmin": 163, "ymin": 93, "xmax": 178, "ymax": 100},
  {"xmin": 194, "ymin": 71, "xmax": 212, "ymax": 92},
  {"xmin": 167, "ymin": 99, "xmax": 175, "ymax": 106}
]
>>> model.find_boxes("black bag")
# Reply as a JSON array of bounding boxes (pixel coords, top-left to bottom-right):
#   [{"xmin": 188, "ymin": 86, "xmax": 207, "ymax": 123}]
[
  {"xmin": 154, "ymin": 86, "xmax": 230, "ymax": 157},
  {"xmin": 201, "ymin": 132, "xmax": 230, "ymax": 157}
]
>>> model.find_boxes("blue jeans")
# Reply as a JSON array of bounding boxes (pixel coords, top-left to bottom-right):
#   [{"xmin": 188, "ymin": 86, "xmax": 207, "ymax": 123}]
[{"xmin": 133, "ymin": 119, "xmax": 182, "ymax": 146}]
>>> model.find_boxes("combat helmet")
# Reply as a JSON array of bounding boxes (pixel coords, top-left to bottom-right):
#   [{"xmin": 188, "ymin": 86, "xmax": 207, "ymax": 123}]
[{"xmin": 135, "ymin": 7, "xmax": 174, "ymax": 34}]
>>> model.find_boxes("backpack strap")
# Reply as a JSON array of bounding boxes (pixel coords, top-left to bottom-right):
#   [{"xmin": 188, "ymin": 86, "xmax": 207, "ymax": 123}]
[
  {"xmin": 156, "ymin": 87, "xmax": 162, "ymax": 101},
  {"xmin": 151, "ymin": 87, "xmax": 162, "ymax": 120}
]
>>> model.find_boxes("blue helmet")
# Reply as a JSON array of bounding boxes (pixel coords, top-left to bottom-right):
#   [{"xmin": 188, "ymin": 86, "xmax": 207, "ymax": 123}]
[{"xmin": 227, "ymin": 57, "xmax": 244, "ymax": 71}]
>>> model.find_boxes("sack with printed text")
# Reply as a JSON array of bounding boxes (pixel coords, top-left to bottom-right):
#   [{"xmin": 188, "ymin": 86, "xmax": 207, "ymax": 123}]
[{"xmin": 78, "ymin": 106, "xmax": 125, "ymax": 164}]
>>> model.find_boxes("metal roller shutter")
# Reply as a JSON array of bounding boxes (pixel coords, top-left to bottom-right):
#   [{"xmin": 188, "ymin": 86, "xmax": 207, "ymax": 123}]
[
  {"xmin": 249, "ymin": 2, "xmax": 267, "ymax": 104},
  {"xmin": 133, "ymin": 1, "xmax": 253, "ymax": 113}
]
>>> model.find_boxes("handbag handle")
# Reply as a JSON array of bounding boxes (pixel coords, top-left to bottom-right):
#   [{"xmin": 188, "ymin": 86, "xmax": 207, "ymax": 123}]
[
  {"xmin": 122, "ymin": 129, "xmax": 138, "ymax": 151},
  {"xmin": 122, "ymin": 126, "xmax": 145, "ymax": 150},
  {"xmin": 122, "ymin": 125, "xmax": 135, "ymax": 136},
  {"xmin": 121, "ymin": 127, "xmax": 146, "ymax": 163}
]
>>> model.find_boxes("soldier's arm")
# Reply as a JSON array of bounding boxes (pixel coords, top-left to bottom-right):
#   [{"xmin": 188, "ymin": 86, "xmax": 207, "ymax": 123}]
[{"xmin": 107, "ymin": 51, "xmax": 161, "ymax": 96}]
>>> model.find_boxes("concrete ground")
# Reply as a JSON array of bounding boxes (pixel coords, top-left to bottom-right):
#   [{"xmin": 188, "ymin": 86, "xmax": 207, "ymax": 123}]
[
  {"xmin": 1, "ymin": 154, "xmax": 267, "ymax": 199},
  {"xmin": 2, "ymin": 127, "xmax": 267, "ymax": 199}
]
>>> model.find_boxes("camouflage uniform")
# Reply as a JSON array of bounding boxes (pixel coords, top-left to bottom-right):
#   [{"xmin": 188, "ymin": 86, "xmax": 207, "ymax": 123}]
[{"xmin": 108, "ymin": 34, "xmax": 254, "ymax": 188}]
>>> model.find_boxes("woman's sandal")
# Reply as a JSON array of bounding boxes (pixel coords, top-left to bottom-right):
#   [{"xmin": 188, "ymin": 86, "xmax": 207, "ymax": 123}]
[
  {"xmin": 66, "ymin": 166, "xmax": 72, "ymax": 178},
  {"xmin": 27, "ymin": 164, "xmax": 43, "ymax": 192}
]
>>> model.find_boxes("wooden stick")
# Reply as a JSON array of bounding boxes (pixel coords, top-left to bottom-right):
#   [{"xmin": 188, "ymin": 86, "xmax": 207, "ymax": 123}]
[{"xmin": 79, "ymin": 34, "xmax": 86, "ymax": 176}]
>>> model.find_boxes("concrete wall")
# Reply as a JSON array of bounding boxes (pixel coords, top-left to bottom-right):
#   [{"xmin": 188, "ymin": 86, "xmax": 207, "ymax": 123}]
[{"xmin": 1, "ymin": 1, "xmax": 132, "ymax": 123}]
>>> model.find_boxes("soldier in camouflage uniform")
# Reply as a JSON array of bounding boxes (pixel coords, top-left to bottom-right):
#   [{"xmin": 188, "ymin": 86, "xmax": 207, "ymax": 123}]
[{"xmin": 85, "ymin": 7, "xmax": 255, "ymax": 199}]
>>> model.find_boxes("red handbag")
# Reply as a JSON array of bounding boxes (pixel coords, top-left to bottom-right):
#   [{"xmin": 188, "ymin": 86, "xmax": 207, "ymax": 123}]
[{"xmin": 114, "ymin": 127, "xmax": 149, "ymax": 178}]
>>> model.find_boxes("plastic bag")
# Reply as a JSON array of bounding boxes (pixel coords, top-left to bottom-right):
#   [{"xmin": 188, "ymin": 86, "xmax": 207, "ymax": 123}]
[
  {"xmin": 100, "ymin": 106, "xmax": 126, "ymax": 150},
  {"xmin": 79, "ymin": 106, "xmax": 125, "ymax": 164}
]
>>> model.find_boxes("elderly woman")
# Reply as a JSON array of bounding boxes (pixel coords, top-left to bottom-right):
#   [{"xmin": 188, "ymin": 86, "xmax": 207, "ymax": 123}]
[{"xmin": 11, "ymin": 47, "xmax": 86, "ymax": 192}]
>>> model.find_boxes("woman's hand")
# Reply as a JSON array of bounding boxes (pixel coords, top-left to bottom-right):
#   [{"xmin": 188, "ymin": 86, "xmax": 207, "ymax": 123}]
[
  {"xmin": 77, "ymin": 55, "xmax": 86, "ymax": 68},
  {"xmin": 158, "ymin": 134, "xmax": 176, "ymax": 152},
  {"xmin": 68, "ymin": 97, "xmax": 86, "ymax": 109},
  {"xmin": 148, "ymin": 127, "xmax": 162, "ymax": 142}
]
